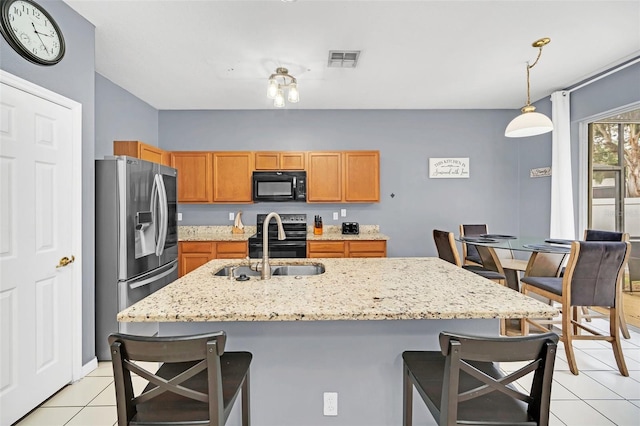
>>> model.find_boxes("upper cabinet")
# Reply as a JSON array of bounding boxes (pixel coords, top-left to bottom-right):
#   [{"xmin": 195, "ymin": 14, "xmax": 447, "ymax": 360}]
[
  {"xmin": 255, "ymin": 151, "xmax": 305, "ymax": 170},
  {"xmin": 307, "ymin": 151, "xmax": 380, "ymax": 203},
  {"xmin": 344, "ymin": 151, "xmax": 380, "ymax": 202},
  {"xmin": 307, "ymin": 152, "xmax": 342, "ymax": 202},
  {"xmin": 113, "ymin": 140, "xmax": 169, "ymax": 166},
  {"xmin": 212, "ymin": 152, "xmax": 253, "ymax": 203},
  {"xmin": 170, "ymin": 152, "xmax": 212, "ymax": 203}
]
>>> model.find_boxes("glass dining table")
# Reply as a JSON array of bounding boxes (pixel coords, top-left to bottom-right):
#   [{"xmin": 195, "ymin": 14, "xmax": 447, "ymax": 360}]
[{"xmin": 456, "ymin": 234, "xmax": 572, "ymax": 291}]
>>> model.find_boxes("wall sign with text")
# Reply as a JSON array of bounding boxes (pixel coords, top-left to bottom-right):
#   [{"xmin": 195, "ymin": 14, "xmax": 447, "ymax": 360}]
[{"xmin": 429, "ymin": 157, "xmax": 470, "ymax": 179}]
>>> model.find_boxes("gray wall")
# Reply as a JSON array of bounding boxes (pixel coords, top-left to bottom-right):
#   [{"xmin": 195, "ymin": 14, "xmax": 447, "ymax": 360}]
[
  {"xmin": 159, "ymin": 109, "xmax": 521, "ymax": 257},
  {"xmin": 95, "ymin": 73, "xmax": 159, "ymax": 159},
  {"xmin": 0, "ymin": 0, "xmax": 96, "ymax": 364},
  {"xmin": 517, "ymin": 61, "xmax": 640, "ymax": 238}
]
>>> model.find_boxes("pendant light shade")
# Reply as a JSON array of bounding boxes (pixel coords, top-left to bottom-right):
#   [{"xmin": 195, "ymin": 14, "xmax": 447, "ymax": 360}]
[
  {"xmin": 505, "ymin": 107, "xmax": 554, "ymax": 137},
  {"xmin": 505, "ymin": 38, "xmax": 553, "ymax": 138}
]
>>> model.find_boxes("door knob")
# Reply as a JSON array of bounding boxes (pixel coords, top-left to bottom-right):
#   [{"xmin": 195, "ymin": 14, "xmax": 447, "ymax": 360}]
[{"xmin": 56, "ymin": 255, "xmax": 75, "ymax": 268}]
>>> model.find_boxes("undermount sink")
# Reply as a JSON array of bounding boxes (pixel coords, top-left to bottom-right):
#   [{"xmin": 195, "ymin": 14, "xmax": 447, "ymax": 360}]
[{"xmin": 213, "ymin": 263, "xmax": 325, "ymax": 277}]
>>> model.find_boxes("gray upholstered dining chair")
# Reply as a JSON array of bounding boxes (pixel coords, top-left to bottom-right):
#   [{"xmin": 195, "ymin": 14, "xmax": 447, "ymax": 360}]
[
  {"xmin": 520, "ymin": 241, "xmax": 631, "ymax": 376},
  {"xmin": 458, "ymin": 224, "xmax": 487, "ymax": 266},
  {"xmin": 581, "ymin": 229, "xmax": 631, "ymax": 339},
  {"xmin": 402, "ymin": 331, "xmax": 559, "ymax": 426},
  {"xmin": 433, "ymin": 230, "xmax": 507, "ymax": 284},
  {"xmin": 109, "ymin": 331, "xmax": 252, "ymax": 426}
]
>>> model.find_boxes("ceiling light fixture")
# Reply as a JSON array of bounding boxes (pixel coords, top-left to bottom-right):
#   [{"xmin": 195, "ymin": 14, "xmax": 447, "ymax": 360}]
[
  {"xmin": 505, "ymin": 37, "xmax": 554, "ymax": 138},
  {"xmin": 267, "ymin": 67, "xmax": 299, "ymax": 108}
]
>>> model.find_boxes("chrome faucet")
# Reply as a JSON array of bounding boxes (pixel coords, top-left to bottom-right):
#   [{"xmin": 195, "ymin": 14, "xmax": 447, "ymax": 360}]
[{"xmin": 256, "ymin": 212, "xmax": 286, "ymax": 279}]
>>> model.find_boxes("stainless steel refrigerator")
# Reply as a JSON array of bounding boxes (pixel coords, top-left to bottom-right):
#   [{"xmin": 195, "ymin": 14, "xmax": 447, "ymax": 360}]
[{"xmin": 95, "ymin": 156, "xmax": 178, "ymax": 360}]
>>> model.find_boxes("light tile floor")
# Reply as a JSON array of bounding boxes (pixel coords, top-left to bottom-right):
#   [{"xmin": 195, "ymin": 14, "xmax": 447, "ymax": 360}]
[{"xmin": 15, "ymin": 319, "xmax": 640, "ymax": 426}]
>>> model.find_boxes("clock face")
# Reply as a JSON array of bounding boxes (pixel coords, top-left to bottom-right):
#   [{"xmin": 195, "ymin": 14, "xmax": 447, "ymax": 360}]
[{"xmin": 0, "ymin": 0, "xmax": 65, "ymax": 65}]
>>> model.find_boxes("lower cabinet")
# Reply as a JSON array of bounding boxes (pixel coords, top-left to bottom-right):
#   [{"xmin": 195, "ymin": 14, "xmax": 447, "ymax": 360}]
[
  {"xmin": 307, "ymin": 240, "xmax": 386, "ymax": 258},
  {"xmin": 179, "ymin": 241, "xmax": 248, "ymax": 277}
]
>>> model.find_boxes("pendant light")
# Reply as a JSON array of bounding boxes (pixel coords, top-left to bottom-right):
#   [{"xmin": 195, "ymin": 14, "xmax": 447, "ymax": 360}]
[{"xmin": 505, "ymin": 38, "xmax": 554, "ymax": 138}]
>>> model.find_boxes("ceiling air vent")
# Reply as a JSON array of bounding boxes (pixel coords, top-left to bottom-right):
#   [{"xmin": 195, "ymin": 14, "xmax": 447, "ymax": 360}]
[{"xmin": 327, "ymin": 50, "xmax": 361, "ymax": 68}]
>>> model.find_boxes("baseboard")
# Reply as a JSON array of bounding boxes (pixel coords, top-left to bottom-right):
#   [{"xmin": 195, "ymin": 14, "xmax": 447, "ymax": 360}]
[{"xmin": 80, "ymin": 357, "xmax": 99, "ymax": 380}]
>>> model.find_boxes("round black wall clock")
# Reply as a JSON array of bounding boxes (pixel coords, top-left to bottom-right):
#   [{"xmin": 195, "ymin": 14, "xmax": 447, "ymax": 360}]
[{"xmin": 0, "ymin": 0, "xmax": 65, "ymax": 66}]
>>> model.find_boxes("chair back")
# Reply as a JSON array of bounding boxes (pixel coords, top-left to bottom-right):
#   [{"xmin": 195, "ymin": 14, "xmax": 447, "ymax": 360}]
[
  {"xmin": 438, "ymin": 331, "xmax": 558, "ymax": 426},
  {"xmin": 433, "ymin": 229, "xmax": 461, "ymax": 267},
  {"xmin": 459, "ymin": 224, "xmax": 488, "ymax": 262},
  {"xmin": 564, "ymin": 241, "xmax": 630, "ymax": 307},
  {"xmin": 475, "ymin": 244, "xmax": 505, "ymax": 274},
  {"xmin": 584, "ymin": 229, "xmax": 629, "ymax": 242},
  {"xmin": 109, "ymin": 331, "xmax": 228, "ymax": 426},
  {"xmin": 524, "ymin": 251, "xmax": 567, "ymax": 278}
]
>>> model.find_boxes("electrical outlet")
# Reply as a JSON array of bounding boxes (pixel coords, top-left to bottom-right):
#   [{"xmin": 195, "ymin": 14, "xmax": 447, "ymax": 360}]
[
  {"xmin": 323, "ymin": 392, "xmax": 338, "ymax": 416},
  {"xmin": 177, "ymin": 213, "xmax": 183, "ymax": 221},
  {"xmin": 340, "ymin": 208, "xmax": 347, "ymax": 217},
  {"xmin": 229, "ymin": 212, "xmax": 234, "ymax": 221},
  {"xmin": 333, "ymin": 212, "xmax": 338, "ymax": 220}
]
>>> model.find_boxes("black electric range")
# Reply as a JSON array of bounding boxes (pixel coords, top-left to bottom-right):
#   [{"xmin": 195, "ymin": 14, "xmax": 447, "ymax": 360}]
[{"xmin": 248, "ymin": 213, "xmax": 307, "ymax": 259}]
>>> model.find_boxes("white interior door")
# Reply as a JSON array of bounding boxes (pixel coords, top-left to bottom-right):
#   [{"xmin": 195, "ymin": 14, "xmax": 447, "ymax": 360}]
[{"xmin": 0, "ymin": 79, "xmax": 77, "ymax": 424}]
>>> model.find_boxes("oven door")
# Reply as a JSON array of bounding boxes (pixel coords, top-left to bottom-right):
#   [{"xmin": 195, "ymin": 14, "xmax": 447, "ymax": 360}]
[{"xmin": 249, "ymin": 241, "xmax": 307, "ymax": 259}]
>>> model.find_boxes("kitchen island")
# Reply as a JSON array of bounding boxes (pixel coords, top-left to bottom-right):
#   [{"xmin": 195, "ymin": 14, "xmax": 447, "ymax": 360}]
[{"xmin": 118, "ymin": 257, "xmax": 557, "ymax": 426}]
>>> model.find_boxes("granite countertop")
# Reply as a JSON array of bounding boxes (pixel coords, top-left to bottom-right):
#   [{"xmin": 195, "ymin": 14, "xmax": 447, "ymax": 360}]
[
  {"xmin": 178, "ymin": 226, "xmax": 256, "ymax": 241},
  {"xmin": 306, "ymin": 225, "xmax": 389, "ymax": 241},
  {"xmin": 179, "ymin": 225, "xmax": 389, "ymax": 241},
  {"xmin": 118, "ymin": 257, "xmax": 557, "ymax": 323}
]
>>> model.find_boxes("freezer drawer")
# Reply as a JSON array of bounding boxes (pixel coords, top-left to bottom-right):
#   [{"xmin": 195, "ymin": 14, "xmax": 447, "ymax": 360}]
[{"xmin": 96, "ymin": 260, "xmax": 178, "ymax": 360}]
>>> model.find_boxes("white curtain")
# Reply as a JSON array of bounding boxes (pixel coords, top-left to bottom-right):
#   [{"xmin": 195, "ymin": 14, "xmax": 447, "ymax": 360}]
[{"xmin": 550, "ymin": 91, "xmax": 576, "ymax": 239}]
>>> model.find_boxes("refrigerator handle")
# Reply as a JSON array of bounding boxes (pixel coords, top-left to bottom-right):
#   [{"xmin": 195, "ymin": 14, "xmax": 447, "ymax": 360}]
[
  {"xmin": 155, "ymin": 173, "xmax": 169, "ymax": 256},
  {"xmin": 128, "ymin": 261, "xmax": 177, "ymax": 290}
]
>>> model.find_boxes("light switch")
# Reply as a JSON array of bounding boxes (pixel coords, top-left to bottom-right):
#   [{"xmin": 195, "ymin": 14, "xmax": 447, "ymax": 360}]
[
  {"xmin": 229, "ymin": 212, "xmax": 234, "ymax": 221},
  {"xmin": 333, "ymin": 212, "xmax": 339, "ymax": 220},
  {"xmin": 340, "ymin": 209, "xmax": 347, "ymax": 217},
  {"xmin": 177, "ymin": 213, "xmax": 183, "ymax": 221}
]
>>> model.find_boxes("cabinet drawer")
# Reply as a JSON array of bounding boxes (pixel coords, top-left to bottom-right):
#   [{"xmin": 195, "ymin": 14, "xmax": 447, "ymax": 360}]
[
  {"xmin": 307, "ymin": 241, "xmax": 345, "ymax": 253},
  {"xmin": 348, "ymin": 241, "xmax": 386, "ymax": 253},
  {"xmin": 217, "ymin": 241, "xmax": 247, "ymax": 254},
  {"xmin": 180, "ymin": 241, "xmax": 214, "ymax": 253},
  {"xmin": 307, "ymin": 252, "xmax": 346, "ymax": 258}
]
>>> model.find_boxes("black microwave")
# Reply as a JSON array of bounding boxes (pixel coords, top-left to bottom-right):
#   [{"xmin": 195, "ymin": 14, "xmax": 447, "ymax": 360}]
[{"xmin": 252, "ymin": 171, "xmax": 306, "ymax": 202}]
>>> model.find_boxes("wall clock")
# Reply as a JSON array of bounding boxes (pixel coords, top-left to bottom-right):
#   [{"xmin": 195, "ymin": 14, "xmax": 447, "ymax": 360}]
[{"xmin": 0, "ymin": 0, "xmax": 65, "ymax": 66}]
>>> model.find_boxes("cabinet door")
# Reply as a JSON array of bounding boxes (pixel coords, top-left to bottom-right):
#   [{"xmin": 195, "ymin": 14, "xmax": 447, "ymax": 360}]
[
  {"xmin": 171, "ymin": 152, "xmax": 212, "ymax": 203},
  {"xmin": 212, "ymin": 152, "xmax": 253, "ymax": 202},
  {"xmin": 216, "ymin": 241, "xmax": 248, "ymax": 259},
  {"xmin": 113, "ymin": 140, "xmax": 168, "ymax": 166},
  {"xmin": 254, "ymin": 152, "xmax": 279, "ymax": 170},
  {"xmin": 307, "ymin": 241, "xmax": 346, "ymax": 258},
  {"xmin": 139, "ymin": 144, "xmax": 165, "ymax": 165},
  {"xmin": 179, "ymin": 242, "xmax": 215, "ymax": 276},
  {"xmin": 347, "ymin": 241, "xmax": 386, "ymax": 257},
  {"xmin": 344, "ymin": 151, "xmax": 380, "ymax": 202},
  {"xmin": 307, "ymin": 152, "xmax": 342, "ymax": 202},
  {"xmin": 280, "ymin": 152, "xmax": 305, "ymax": 170}
]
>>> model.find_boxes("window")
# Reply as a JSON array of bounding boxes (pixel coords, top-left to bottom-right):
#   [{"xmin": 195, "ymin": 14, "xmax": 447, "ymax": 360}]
[{"xmin": 588, "ymin": 110, "xmax": 640, "ymax": 238}]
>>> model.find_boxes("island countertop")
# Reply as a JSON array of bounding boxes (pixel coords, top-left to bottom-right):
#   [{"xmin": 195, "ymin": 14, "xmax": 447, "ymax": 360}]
[{"xmin": 118, "ymin": 257, "xmax": 557, "ymax": 322}]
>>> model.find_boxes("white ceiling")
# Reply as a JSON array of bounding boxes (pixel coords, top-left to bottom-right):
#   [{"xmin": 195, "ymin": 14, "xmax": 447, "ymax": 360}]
[{"xmin": 62, "ymin": 0, "xmax": 640, "ymax": 110}]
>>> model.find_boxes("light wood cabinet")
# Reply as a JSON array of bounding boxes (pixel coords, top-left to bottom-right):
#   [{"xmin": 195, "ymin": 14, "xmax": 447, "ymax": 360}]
[
  {"xmin": 113, "ymin": 140, "xmax": 169, "ymax": 166},
  {"xmin": 178, "ymin": 241, "xmax": 215, "ymax": 277},
  {"xmin": 216, "ymin": 241, "xmax": 249, "ymax": 259},
  {"xmin": 307, "ymin": 150, "xmax": 380, "ymax": 203},
  {"xmin": 307, "ymin": 152, "xmax": 342, "ymax": 202},
  {"xmin": 346, "ymin": 240, "xmax": 387, "ymax": 257},
  {"xmin": 344, "ymin": 151, "xmax": 380, "ymax": 202},
  {"xmin": 307, "ymin": 240, "xmax": 386, "ymax": 258},
  {"xmin": 178, "ymin": 241, "xmax": 248, "ymax": 276},
  {"xmin": 255, "ymin": 151, "xmax": 305, "ymax": 170},
  {"xmin": 170, "ymin": 152, "xmax": 212, "ymax": 203},
  {"xmin": 212, "ymin": 152, "xmax": 253, "ymax": 203}
]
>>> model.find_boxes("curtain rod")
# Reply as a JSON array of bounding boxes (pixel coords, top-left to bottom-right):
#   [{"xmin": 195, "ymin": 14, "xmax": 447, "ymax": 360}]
[{"xmin": 564, "ymin": 54, "xmax": 640, "ymax": 93}]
